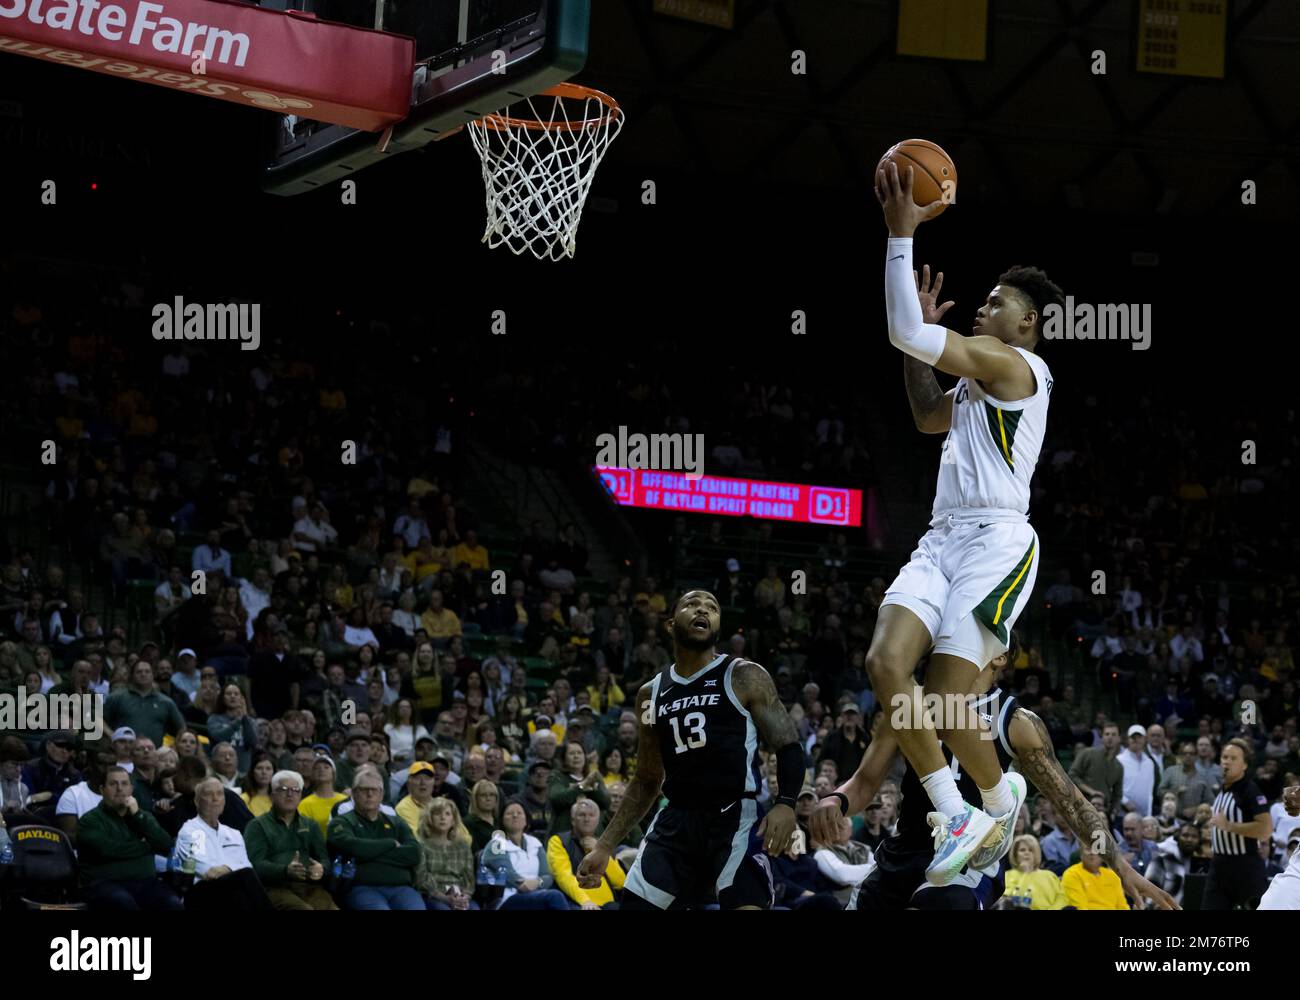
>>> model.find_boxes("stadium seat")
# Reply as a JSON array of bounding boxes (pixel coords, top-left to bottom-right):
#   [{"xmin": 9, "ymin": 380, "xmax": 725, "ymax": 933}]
[{"xmin": 1, "ymin": 825, "xmax": 87, "ymax": 911}]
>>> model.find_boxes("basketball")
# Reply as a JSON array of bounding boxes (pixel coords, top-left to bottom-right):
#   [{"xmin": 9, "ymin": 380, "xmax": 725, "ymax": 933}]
[{"xmin": 877, "ymin": 139, "xmax": 957, "ymax": 215}]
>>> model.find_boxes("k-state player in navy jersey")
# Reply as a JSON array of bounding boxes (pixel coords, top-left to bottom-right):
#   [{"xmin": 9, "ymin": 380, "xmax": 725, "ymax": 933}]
[
  {"xmin": 577, "ymin": 590, "xmax": 806, "ymax": 909},
  {"xmin": 809, "ymin": 638, "xmax": 1178, "ymax": 911}
]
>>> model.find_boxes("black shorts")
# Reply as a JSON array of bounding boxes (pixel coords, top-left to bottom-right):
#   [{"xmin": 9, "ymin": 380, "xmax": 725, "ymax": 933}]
[
  {"xmin": 848, "ymin": 843, "xmax": 983, "ymax": 911},
  {"xmin": 623, "ymin": 798, "xmax": 774, "ymax": 910},
  {"xmin": 1204, "ymin": 855, "xmax": 1268, "ymax": 910}
]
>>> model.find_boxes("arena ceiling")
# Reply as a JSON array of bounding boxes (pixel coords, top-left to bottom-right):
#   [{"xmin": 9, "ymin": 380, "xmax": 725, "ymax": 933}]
[{"xmin": 582, "ymin": 0, "xmax": 1300, "ymax": 218}]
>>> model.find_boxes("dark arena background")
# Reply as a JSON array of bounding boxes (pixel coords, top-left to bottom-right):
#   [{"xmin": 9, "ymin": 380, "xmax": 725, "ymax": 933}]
[{"xmin": 1, "ymin": 0, "xmax": 1298, "ymax": 984}]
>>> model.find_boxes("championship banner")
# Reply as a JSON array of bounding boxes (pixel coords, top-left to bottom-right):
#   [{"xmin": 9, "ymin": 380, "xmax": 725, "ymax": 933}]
[
  {"xmin": 0, "ymin": 0, "xmax": 414, "ymax": 130},
  {"xmin": 1136, "ymin": 0, "xmax": 1228, "ymax": 79},
  {"xmin": 595, "ymin": 466, "xmax": 862, "ymax": 527},
  {"xmin": 897, "ymin": 0, "xmax": 988, "ymax": 62}
]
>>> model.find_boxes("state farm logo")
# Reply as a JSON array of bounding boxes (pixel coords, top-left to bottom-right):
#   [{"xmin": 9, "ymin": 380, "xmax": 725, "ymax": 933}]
[
  {"xmin": 808, "ymin": 487, "xmax": 851, "ymax": 525},
  {"xmin": 1, "ymin": 0, "xmax": 253, "ymax": 67}
]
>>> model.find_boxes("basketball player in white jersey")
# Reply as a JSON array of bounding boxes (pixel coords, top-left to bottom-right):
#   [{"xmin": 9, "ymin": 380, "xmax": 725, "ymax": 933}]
[
  {"xmin": 869, "ymin": 161, "xmax": 1065, "ymax": 884},
  {"xmin": 1259, "ymin": 785, "xmax": 1300, "ymax": 909}
]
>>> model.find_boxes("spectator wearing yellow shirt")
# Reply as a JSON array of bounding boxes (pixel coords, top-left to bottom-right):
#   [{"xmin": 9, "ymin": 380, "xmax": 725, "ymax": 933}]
[
  {"xmin": 451, "ymin": 529, "xmax": 491, "ymax": 573},
  {"xmin": 395, "ymin": 760, "xmax": 439, "ymax": 833},
  {"xmin": 297, "ymin": 757, "xmax": 349, "ymax": 840},
  {"xmin": 527, "ymin": 698, "xmax": 566, "ymax": 743},
  {"xmin": 1002, "ymin": 835, "xmax": 1066, "ymax": 909},
  {"xmin": 587, "ymin": 665, "xmax": 625, "ymax": 716},
  {"xmin": 754, "ymin": 564, "xmax": 785, "ymax": 608},
  {"xmin": 240, "ymin": 753, "xmax": 276, "ymax": 818},
  {"xmin": 406, "ymin": 537, "xmax": 442, "ymax": 586},
  {"xmin": 548, "ymin": 799, "xmax": 625, "ymax": 909},
  {"xmin": 319, "ymin": 386, "xmax": 347, "ymax": 412},
  {"xmin": 420, "ymin": 590, "xmax": 462, "ymax": 646},
  {"xmin": 636, "ymin": 577, "xmax": 667, "ymax": 615},
  {"xmin": 1062, "ymin": 850, "xmax": 1129, "ymax": 909}
]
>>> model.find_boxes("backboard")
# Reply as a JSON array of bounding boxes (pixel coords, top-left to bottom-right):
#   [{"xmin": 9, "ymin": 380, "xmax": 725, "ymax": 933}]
[{"xmin": 262, "ymin": 0, "xmax": 590, "ymax": 195}]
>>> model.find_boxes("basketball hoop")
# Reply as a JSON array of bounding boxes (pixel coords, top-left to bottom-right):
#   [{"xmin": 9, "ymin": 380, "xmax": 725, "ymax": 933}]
[{"xmin": 467, "ymin": 83, "xmax": 623, "ymax": 261}]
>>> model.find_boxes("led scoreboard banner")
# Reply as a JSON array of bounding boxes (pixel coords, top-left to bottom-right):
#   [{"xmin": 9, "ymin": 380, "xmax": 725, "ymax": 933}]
[{"xmin": 595, "ymin": 467, "xmax": 862, "ymax": 528}]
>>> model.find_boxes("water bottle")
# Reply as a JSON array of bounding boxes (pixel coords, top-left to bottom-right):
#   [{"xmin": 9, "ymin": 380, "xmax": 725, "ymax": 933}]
[
  {"xmin": 332, "ymin": 856, "xmax": 344, "ymax": 879},
  {"xmin": 343, "ymin": 857, "xmax": 357, "ymax": 879},
  {"xmin": 0, "ymin": 839, "xmax": 13, "ymax": 865},
  {"xmin": 179, "ymin": 828, "xmax": 199, "ymax": 875}
]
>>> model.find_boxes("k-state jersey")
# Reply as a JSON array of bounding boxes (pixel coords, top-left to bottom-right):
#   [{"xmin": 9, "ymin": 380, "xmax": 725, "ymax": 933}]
[
  {"xmin": 647, "ymin": 653, "xmax": 762, "ymax": 810},
  {"xmin": 933, "ymin": 347, "xmax": 1052, "ymax": 517}
]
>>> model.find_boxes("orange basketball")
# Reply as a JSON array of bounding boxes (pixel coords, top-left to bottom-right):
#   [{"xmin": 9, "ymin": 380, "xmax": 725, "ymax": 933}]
[{"xmin": 877, "ymin": 139, "xmax": 957, "ymax": 215}]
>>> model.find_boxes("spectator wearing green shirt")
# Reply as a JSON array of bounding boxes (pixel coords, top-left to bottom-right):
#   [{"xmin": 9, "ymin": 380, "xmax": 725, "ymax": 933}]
[
  {"xmin": 327, "ymin": 764, "xmax": 423, "ymax": 910},
  {"xmin": 244, "ymin": 769, "xmax": 337, "ymax": 910},
  {"xmin": 334, "ymin": 728, "xmax": 373, "ymax": 791},
  {"xmin": 548, "ymin": 741, "xmax": 609, "ymax": 837},
  {"xmin": 1070, "ymin": 722, "xmax": 1124, "ymax": 817},
  {"xmin": 415, "ymin": 796, "xmax": 478, "ymax": 910},
  {"xmin": 104, "ymin": 661, "xmax": 184, "ymax": 747},
  {"xmin": 77, "ymin": 765, "xmax": 182, "ymax": 911}
]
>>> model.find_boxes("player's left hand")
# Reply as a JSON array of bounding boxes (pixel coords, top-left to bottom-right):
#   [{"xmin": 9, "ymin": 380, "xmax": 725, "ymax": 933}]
[
  {"xmin": 808, "ymin": 795, "xmax": 844, "ymax": 847},
  {"xmin": 875, "ymin": 161, "xmax": 944, "ymax": 238},
  {"xmin": 1120, "ymin": 866, "xmax": 1181, "ymax": 911},
  {"xmin": 914, "ymin": 264, "xmax": 955, "ymax": 325},
  {"xmin": 577, "ymin": 844, "xmax": 610, "ymax": 889},
  {"xmin": 759, "ymin": 803, "xmax": 798, "ymax": 857}
]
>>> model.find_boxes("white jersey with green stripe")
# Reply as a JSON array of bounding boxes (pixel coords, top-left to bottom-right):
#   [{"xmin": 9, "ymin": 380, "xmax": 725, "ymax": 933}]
[{"xmin": 932, "ymin": 346, "xmax": 1052, "ymax": 518}]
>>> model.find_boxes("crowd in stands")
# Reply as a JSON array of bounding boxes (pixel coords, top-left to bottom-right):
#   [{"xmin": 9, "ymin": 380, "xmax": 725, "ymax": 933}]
[{"xmin": 0, "ymin": 271, "xmax": 1296, "ymax": 912}]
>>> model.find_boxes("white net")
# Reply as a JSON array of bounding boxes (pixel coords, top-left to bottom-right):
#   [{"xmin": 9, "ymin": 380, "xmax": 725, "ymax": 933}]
[{"xmin": 467, "ymin": 86, "xmax": 623, "ymax": 261}]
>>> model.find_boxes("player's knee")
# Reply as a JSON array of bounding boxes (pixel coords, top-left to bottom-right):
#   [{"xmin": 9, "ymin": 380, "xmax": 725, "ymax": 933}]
[{"xmin": 865, "ymin": 648, "xmax": 908, "ymax": 686}]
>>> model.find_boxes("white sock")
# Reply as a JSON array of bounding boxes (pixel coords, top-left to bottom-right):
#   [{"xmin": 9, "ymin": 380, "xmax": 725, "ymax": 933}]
[
  {"xmin": 980, "ymin": 775, "xmax": 1014, "ymax": 818},
  {"xmin": 920, "ymin": 767, "xmax": 967, "ymax": 820}
]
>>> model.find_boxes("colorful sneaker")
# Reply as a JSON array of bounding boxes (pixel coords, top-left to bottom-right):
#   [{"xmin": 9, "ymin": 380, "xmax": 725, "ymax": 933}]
[
  {"xmin": 968, "ymin": 772, "xmax": 1027, "ymax": 871},
  {"xmin": 925, "ymin": 803, "xmax": 998, "ymax": 886}
]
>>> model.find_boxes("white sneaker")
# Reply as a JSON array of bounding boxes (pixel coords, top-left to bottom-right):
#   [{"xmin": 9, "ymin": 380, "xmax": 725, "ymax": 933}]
[
  {"xmin": 925, "ymin": 803, "xmax": 998, "ymax": 886},
  {"xmin": 969, "ymin": 772, "xmax": 1028, "ymax": 871}
]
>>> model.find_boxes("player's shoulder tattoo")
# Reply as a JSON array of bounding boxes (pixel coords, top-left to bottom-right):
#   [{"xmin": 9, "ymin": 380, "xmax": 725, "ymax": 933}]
[{"xmin": 733, "ymin": 663, "xmax": 769, "ymax": 702}]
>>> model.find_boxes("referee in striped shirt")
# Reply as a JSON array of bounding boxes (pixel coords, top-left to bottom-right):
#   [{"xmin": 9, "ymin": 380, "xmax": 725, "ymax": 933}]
[{"xmin": 1205, "ymin": 737, "xmax": 1271, "ymax": 909}]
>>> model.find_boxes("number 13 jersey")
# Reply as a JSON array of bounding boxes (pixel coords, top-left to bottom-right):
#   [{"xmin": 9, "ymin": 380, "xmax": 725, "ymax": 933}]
[{"xmin": 647, "ymin": 653, "xmax": 762, "ymax": 810}]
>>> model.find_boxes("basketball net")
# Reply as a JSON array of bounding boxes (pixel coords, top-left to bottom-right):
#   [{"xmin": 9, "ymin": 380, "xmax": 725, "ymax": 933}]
[{"xmin": 467, "ymin": 83, "xmax": 623, "ymax": 261}]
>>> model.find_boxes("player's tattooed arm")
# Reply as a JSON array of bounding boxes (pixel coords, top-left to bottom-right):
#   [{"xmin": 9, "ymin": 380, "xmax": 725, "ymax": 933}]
[
  {"xmin": 594, "ymin": 682, "xmax": 663, "ymax": 853},
  {"xmin": 733, "ymin": 660, "xmax": 799, "ymax": 751},
  {"xmin": 1011, "ymin": 709, "xmax": 1122, "ymax": 869},
  {"xmin": 905, "ymin": 264, "xmax": 957, "ymax": 434},
  {"xmin": 904, "ymin": 355, "xmax": 953, "ymax": 434}
]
